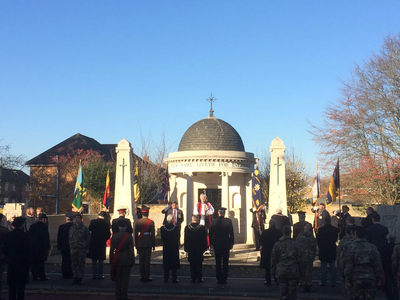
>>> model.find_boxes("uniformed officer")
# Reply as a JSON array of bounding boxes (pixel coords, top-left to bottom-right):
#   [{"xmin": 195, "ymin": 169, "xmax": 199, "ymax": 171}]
[
  {"xmin": 112, "ymin": 206, "xmax": 133, "ymax": 234},
  {"xmin": 135, "ymin": 206, "xmax": 155, "ymax": 282},
  {"xmin": 57, "ymin": 212, "xmax": 74, "ymax": 279},
  {"xmin": 69, "ymin": 213, "xmax": 90, "ymax": 284},
  {"xmin": 296, "ymin": 222, "xmax": 317, "ymax": 292}
]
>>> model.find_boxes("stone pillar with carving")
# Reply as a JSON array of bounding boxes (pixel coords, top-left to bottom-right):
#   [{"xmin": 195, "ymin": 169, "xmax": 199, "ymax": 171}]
[
  {"xmin": 268, "ymin": 137, "xmax": 287, "ymax": 220},
  {"xmin": 186, "ymin": 172, "xmax": 194, "ymax": 226},
  {"xmin": 113, "ymin": 139, "xmax": 136, "ymax": 224}
]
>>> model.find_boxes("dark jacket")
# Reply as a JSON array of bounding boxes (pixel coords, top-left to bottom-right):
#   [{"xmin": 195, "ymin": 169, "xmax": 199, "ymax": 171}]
[
  {"xmin": 339, "ymin": 212, "xmax": 351, "ymax": 239},
  {"xmin": 184, "ymin": 223, "xmax": 207, "ymax": 262},
  {"xmin": 24, "ymin": 216, "xmax": 36, "ymax": 232},
  {"xmin": 315, "ymin": 209, "xmax": 330, "ymax": 229},
  {"xmin": 270, "ymin": 214, "xmax": 291, "ymax": 231},
  {"xmin": 87, "ymin": 218, "xmax": 111, "ymax": 260},
  {"xmin": 3, "ymin": 228, "xmax": 30, "ymax": 284},
  {"xmin": 317, "ymin": 223, "xmax": 338, "ymax": 262},
  {"xmin": 57, "ymin": 222, "xmax": 73, "ymax": 252},
  {"xmin": 161, "ymin": 206, "xmax": 184, "ymax": 228},
  {"xmin": 259, "ymin": 226, "xmax": 283, "ymax": 269},
  {"xmin": 161, "ymin": 223, "xmax": 180, "ymax": 270},
  {"xmin": 109, "ymin": 230, "xmax": 135, "ymax": 267},
  {"xmin": 293, "ymin": 221, "xmax": 308, "ymax": 241},
  {"xmin": 29, "ymin": 221, "xmax": 51, "ymax": 262},
  {"xmin": 209, "ymin": 216, "xmax": 234, "ymax": 250},
  {"xmin": 135, "ymin": 217, "xmax": 155, "ymax": 248},
  {"xmin": 367, "ymin": 223, "xmax": 389, "ymax": 258},
  {"xmin": 362, "ymin": 213, "xmax": 375, "ymax": 229},
  {"xmin": 112, "ymin": 216, "xmax": 133, "ymax": 234}
]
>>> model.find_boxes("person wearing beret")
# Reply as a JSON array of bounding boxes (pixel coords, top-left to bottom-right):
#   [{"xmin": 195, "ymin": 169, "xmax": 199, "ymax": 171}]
[
  {"xmin": 57, "ymin": 212, "xmax": 74, "ymax": 279},
  {"xmin": 112, "ymin": 207, "xmax": 133, "ymax": 234},
  {"xmin": 87, "ymin": 211, "xmax": 111, "ymax": 280}
]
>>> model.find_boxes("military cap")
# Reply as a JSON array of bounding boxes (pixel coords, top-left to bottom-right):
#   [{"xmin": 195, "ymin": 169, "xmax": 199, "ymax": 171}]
[
  {"xmin": 141, "ymin": 205, "xmax": 150, "ymax": 213},
  {"xmin": 117, "ymin": 206, "xmax": 128, "ymax": 212},
  {"xmin": 98, "ymin": 211, "xmax": 107, "ymax": 218},
  {"xmin": 65, "ymin": 212, "xmax": 74, "ymax": 220}
]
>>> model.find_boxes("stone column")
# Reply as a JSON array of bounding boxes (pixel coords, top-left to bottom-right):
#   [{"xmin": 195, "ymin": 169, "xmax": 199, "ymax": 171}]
[
  {"xmin": 186, "ymin": 172, "xmax": 194, "ymax": 226},
  {"xmin": 268, "ymin": 137, "xmax": 287, "ymax": 219},
  {"xmin": 113, "ymin": 139, "xmax": 136, "ymax": 224},
  {"xmin": 246, "ymin": 174, "xmax": 254, "ymax": 244},
  {"xmin": 221, "ymin": 172, "xmax": 231, "ymax": 210}
]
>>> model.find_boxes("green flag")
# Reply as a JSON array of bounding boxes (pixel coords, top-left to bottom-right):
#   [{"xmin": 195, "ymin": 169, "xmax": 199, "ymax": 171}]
[{"xmin": 72, "ymin": 161, "xmax": 86, "ymax": 211}]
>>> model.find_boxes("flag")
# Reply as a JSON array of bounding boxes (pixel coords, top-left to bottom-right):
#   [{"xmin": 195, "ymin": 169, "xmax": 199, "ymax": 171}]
[
  {"xmin": 103, "ymin": 170, "xmax": 110, "ymax": 209},
  {"xmin": 326, "ymin": 160, "xmax": 340, "ymax": 206},
  {"xmin": 312, "ymin": 161, "xmax": 320, "ymax": 205},
  {"xmin": 134, "ymin": 163, "xmax": 140, "ymax": 202},
  {"xmin": 160, "ymin": 168, "xmax": 170, "ymax": 201},
  {"xmin": 252, "ymin": 162, "xmax": 263, "ymax": 211},
  {"xmin": 72, "ymin": 161, "xmax": 86, "ymax": 211}
]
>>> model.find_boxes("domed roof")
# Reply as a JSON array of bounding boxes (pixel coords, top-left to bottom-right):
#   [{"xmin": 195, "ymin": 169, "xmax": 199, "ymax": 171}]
[{"xmin": 178, "ymin": 117, "xmax": 245, "ymax": 152}]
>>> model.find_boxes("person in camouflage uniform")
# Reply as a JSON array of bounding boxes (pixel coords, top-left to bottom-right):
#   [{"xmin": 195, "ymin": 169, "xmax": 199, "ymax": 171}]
[
  {"xmin": 271, "ymin": 225, "xmax": 301, "ymax": 300},
  {"xmin": 295, "ymin": 222, "xmax": 316, "ymax": 292},
  {"xmin": 391, "ymin": 238, "xmax": 400, "ymax": 297},
  {"xmin": 344, "ymin": 226, "xmax": 383, "ymax": 300},
  {"xmin": 69, "ymin": 213, "xmax": 90, "ymax": 285},
  {"xmin": 336, "ymin": 225, "xmax": 356, "ymax": 300}
]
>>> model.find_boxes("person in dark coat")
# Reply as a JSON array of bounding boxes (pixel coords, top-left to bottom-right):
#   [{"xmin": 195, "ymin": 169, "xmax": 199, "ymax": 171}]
[
  {"xmin": 160, "ymin": 214, "xmax": 180, "ymax": 283},
  {"xmin": 209, "ymin": 207, "xmax": 234, "ymax": 284},
  {"xmin": 292, "ymin": 211, "xmax": 310, "ymax": 240},
  {"xmin": 362, "ymin": 206, "xmax": 376, "ymax": 229},
  {"xmin": 23, "ymin": 207, "xmax": 36, "ymax": 232},
  {"xmin": 184, "ymin": 215, "xmax": 208, "ymax": 283},
  {"xmin": 87, "ymin": 211, "xmax": 111, "ymax": 280},
  {"xmin": 250, "ymin": 205, "xmax": 266, "ymax": 251},
  {"xmin": 259, "ymin": 218, "xmax": 283, "ymax": 285},
  {"xmin": 29, "ymin": 212, "xmax": 51, "ymax": 281},
  {"xmin": 367, "ymin": 213, "xmax": 389, "ymax": 263},
  {"xmin": 338, "ymin": 205, "xmax": 351, "ymax": 239},
  {"xmin": 3, "ymin": 217, "xmax": 30, "ymax": 300},
  {"xmin": 311, "ymin": 201, "xmax": 330, "ymax": 232},
  {"xmin": 316, "ymin": 217, "xmax": 338, "ymax": 287},
  {"xmin": 0, "ymin": 213, "xmax": 10, "ymax": 296},
  {"xmin": 135, "ymin": 206, "xmax": 155, "ymax": 282},
  {"xmin": 383, "ymin": 234, "xmax": 398, "ymax": 300},
  {"xmin": 162, "ymin": 201, "xmax": 184, "ymax": 231},
  {"xmin": 270, "ymin": 208, "xmax": 291, "ymax": 232},
  {"xmin": 57, "ymin": 212, "xmax": 74, "ymax": 279},
  {"xmin": 112, "ymin": 207, "xmax": 133, "ymax": 234},
  {"xmin": 110, "ymin": 218, "xmax": 135, "ymax": 300}
]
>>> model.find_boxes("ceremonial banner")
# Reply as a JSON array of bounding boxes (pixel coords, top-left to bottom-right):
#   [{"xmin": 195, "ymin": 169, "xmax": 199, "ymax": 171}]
[
  {"xmin": 134, "ymin": 163, "xmax": 140, "ymax": 202},
  {"xmin": 252, "ymin": 163, "xmax": 263, "ymax": 211},
  {"xmin": 326, "ymin": 160, "xmax": 340, "ymax": 206},
  {"xmin": 312, "ymin": 161, "xmax": 320, "ymax": 205},
  {"xmin": 72, "ymin": 161, "xmax": 86, "ymax": 211},
  {"xmin": 103, "ymin": 170, "xmax": 110, "ymax": 209}
]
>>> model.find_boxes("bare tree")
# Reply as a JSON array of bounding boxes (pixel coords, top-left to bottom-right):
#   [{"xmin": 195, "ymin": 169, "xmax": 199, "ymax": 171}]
[{"xmin": 0, "ymin": 141, "xmax": 26, "ymax": 170}]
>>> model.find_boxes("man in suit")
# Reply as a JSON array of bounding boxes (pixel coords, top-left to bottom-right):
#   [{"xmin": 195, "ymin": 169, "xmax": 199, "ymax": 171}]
[
  {"xmin": 292, "ymin": 211, "xmax": 310, "ymax": 240},
  {"xmin": 312, "ymin": 201, "xmax": 330, "ymax": 232},
  {"xmin": 209, "ymin": 207, "xmax": 234, "ymax": 284},
  {"xmin": 57, "ymin": 212, "xmax": 74, "ymax": 279},
  {"xmin": 87, "ymin": 211, "xmax": 111, "ymax": 279},
  {"xmin": 317, "ymin": 217, "xmax": 339, "ymax": 287},
  {"xmin": 29, "ymin": 212, "xmax": 51, "ymax": 281},
  {"xmin": 135, "ymin": 205, "xmax": 155, "ymax": 282},
  {"xmin": 184, "ymin": 215, "xmax": 208, "ymax": 283},
  {"xmin": 110, "ymin": 218, "xmax": 135, "ymax": 300},
  {"xmin": 270, "ymin": 208, "xmax": 291, "ymax": 232},
  {"xmin": 367, "ymin": 213, "xmax": 389, "ymax": 262},
  {"xmin": 161, "ymin": 201, "xmax": 184, "ymax": 230},
  {"xmin": 112, "ymin": 207, "xmax": 133, "ymax": 234}
]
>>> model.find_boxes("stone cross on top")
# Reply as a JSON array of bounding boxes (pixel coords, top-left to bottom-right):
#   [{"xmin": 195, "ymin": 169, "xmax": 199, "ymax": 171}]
[{"xmin": 207, "ymin": 93, "xmax": 217, "ymax": 117}]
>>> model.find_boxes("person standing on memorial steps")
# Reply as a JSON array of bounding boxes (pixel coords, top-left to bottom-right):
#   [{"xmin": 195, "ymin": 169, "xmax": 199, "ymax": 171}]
[
  {"xmin": 87, "ymin": 211, "xmax": 111, "ymax": 280},
  {"xmin": 112, "ymin": 206, "xmax": 133, "ymax": 234},
  {"xmin": 209, "ymin": 207, "xmax": 234, "ymax": 284},
  {"xmin": 184, "ymin": 214, "xmax": 208, "ymax": 283},
  {"xmin": 3, "ymin": 217, "xmax": 30, "ymax": 300},
  {"xmin": 110, "ymin": 218, "xmax": 135, "ymax": 300},
  {"xmin": 296, "ymin": 222, "xmax": 317, "ymax": 293},
  {"xmin": 69, "ymin": 213, "xmax": 90, "ymax": 285},
  {"xmin": 161, "ymin": 214, "xmax": 180, "ymax": 283},
  {"xmin": 162, "ymin": 201, "xmax": 184, "ymax": 232},
  {"xmin": 57, "ymin": 212, "xmax": 74, "ymax": 279},
  {"xmin": 259, "ymin": 218, "xmax": 282, "ymax": 285},
  {"xmin": 193, "ymin": 193, "xmax": 214, "ymax": 246},
  {"xmin": 249, "ymin": 205, "xmax": 266, "ymax": 251},
  {"xmin": 270, "ymin": 208, "xmax": 291, "ymax": 232},
  {"xmin": 345, "ymin": 226, "xmax": 383, "ymax": 300},
  {"xmin": 29, "ymin": 212, "xmax": 51, "ymax": 281},
  {"xmin": 271, "ymin": 225, "xmax": 301, "ymax": 300},
  {"xmin": 135, "ymin": 205, "xmax": 155, "ymax": 282}
]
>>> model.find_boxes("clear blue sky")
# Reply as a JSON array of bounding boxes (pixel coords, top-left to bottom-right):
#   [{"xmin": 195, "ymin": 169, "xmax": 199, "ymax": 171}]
[{"xmin": 1, "ymin": 1, "xmax": 400, "ymax": 177}]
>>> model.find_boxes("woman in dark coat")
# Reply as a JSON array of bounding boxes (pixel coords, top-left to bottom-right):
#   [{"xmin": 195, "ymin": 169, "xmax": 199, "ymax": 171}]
[
  {"xmin": 160, "ymin": 215, "xmax": 180, "ymax": 283},
  {"xmin": 259, "ymin": 219, "xmax": 283, "ymax": 285},
  {"xmin": 3, "ymin": 217, "xmax": 30, "ymax": 300},
  {"xmin": 87, "ymin": 212, "xmax": 111, "ymax": 279}
]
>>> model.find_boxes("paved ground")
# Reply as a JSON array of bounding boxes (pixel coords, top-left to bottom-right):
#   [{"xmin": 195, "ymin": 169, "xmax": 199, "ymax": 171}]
[{"xmin": 1, "ymin": 244, "xmax": 387, "ymax": 300}]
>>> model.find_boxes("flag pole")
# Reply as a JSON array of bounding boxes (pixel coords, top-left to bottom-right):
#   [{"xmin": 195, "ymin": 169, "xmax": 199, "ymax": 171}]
[{"xmin": 338, "ymin": 157, "xmax": 342, "ymax": 238}]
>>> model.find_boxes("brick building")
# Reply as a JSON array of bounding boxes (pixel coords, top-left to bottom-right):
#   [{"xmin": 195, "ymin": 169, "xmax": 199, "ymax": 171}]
[{"xmin": 0, "ymin": 167, "xmax": 30, "ymax": 206}]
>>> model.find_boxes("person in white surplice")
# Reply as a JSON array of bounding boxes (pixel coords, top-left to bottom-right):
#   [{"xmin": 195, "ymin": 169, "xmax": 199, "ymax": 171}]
[{"xmin": 193, "ymin": 193, "xmax": 214, "ymax": 247}]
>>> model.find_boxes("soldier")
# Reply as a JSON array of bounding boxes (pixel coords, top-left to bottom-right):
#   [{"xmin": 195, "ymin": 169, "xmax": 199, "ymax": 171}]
[
  {"xmin": 345, "ymin": 226, "xmax": 383, "ymax": 300},
  {"xmin": 292, "ymin": 211, "xmax": 309, "ymax": 240},
  {"xmin": 135, "ymin": 205, "xmax": 155, "ymax": 282},
  {"xmin": 112, "ymin": 206, "xmax": 133, "ymax": 234},
  {"xmin": 161, "ymin": 201, "xmax": 184, "ymax": 230},
  {"xmin": 296, "ymin": 222, "xmax": 316, "ymax": 292},
  {"xmin": 160, "ymin": 214, "xmax": 180, "ymax": 283},
  {"xmin": 392, "ymin": 238, "xmax": 400, "ymax": 297},
  {"xmin": 29, "ymin": 212, "xmax": 51, "ymax": 281},
  {"xmin": 110, "ymin": 218, "xmax": 135, "ymax": 300},
  {"xmin": 338, "ymin": 205, "xmax": 351, "ymax": 239},
  {"xmin": 249, "ymin": 205, "xmax": 266, "ymax": 251},
  {"xmin": 209, "ymin": 207, "xmax": 234, "ymax": 284},
  {"xmin": 271, "ymin": 225, "xmax": 301, "ymax": 300},
  {"xmin": 336, "ymin": 225, "xmax": 356, "ymax": 300},
  {"xmin": 87, "ymin": 211, "xmax": 111, "ymax": 279},
  {"xmin": 69, "ymin": 213, "xmax": 90, "ymax": 284},
  {"xmin": 57, "ymin": 212, "xmax": 74, "ymax": 279},
  {"xmin": 184, "ymin": 215, "xmax": 208, "ymax": 283}
]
